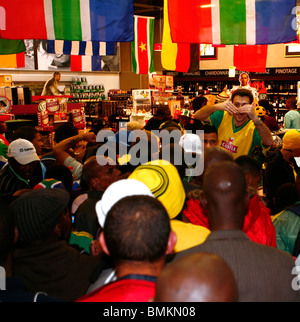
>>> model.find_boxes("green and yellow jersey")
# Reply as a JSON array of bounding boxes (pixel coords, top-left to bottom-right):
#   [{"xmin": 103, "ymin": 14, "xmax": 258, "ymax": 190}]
[{"xmin": 209, "ymin": 110, "xmax": 263, "ymax": 158}]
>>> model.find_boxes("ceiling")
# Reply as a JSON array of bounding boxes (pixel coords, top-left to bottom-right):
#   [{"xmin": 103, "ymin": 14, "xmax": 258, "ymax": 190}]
[{"xmin": 134, "ymin": 0, "xmax": 163, "ymax": 19}]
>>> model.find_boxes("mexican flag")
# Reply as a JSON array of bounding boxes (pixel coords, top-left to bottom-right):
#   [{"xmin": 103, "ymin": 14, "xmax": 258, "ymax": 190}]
[{"xmin": 131, "ymin": 15, "xmax": 154, "ymax": 74}]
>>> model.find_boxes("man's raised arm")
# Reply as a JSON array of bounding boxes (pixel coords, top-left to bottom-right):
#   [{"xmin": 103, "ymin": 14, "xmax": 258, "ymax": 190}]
[{"xmin": 194, "ymin": 100, "xmax": 238, "ymax": 122}]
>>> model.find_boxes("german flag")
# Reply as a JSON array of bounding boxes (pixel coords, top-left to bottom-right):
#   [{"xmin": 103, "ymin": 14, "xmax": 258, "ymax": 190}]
[{"xmin": 161, "ymin": 0, "xmax": 199, "ymax": 73}]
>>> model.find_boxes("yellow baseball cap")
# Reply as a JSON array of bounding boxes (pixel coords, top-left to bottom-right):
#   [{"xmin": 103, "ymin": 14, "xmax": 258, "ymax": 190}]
[
  {"xmin": 282, "ymin": 130, "xmax": 300, "ymax": 150},
  {"xmin": 129, "ymin": 159, "xmax": 186, "ymax": 219}
]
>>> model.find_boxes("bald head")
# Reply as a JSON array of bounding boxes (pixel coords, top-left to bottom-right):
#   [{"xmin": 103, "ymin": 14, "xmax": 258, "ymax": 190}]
[
  {"xmin": 202, "ymin": 161, "xmax": 248, "ymax": 230},
  {"xmin": 204, "ymin": 146, "xmax": 234, "ymax": 171},
  {"xmin": 155, "ymin": 252, "xmax": 237, "ymax": 302},
  {"xmin": 193, "ymin": 147, "xmax": 234, "ymax": 187}
]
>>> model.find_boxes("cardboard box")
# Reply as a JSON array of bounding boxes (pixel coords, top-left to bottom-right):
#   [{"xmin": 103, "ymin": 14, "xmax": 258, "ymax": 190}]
[
  {"xmin": 0, "ymin": 75, "xmax": 12, "ymax": 83},
  {"xmin": 0, "ymin": 87, "xmax": 6, "ymax": 97},
  {"xmin": 45, "ymin": 98, "xmax": 59, "ymax": 113},
  {"xmin": 35, "ymin": 126, "xmax": 54, "ymax": 150},
  {"xmin": 11, "ymin": 87, "xmax": 18, "ymax": 105},
  {"xmin": 4, "ymin": 87, "xmax": 12, "ymax": 102},
  {"xmin": 17, "ymin": 87, "xmax": 24, "ymax": 105},
  {"xmin": 71, "ymin": 109, "xmax": 86, "ymax": 129},
  {"xmin": 54, "ymin": 112, "xmax": 67, "ymax": 122},
  {"xmin": 0, "ymin": 82, "xmax": 12, "ymax": 87},
  {"xmin": 37, "ymin": 110, "xmax": 49, "ymax": 127}
]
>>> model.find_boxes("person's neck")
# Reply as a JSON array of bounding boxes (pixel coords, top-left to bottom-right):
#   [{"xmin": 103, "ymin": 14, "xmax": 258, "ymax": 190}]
[
  {"xmin": 208, "ymin": 207, "xmax": 245, "ymax": 232},
  {"xmin": 210, "ymin": 224, "xmax": 243, "ymax": 232},
  {"xmin": 115, "ymin": 259, "xmax": 164, "ymax": 279},
  {"xmin": 233, "ymin": 118, "xmax": 248, "ymax": 128}
]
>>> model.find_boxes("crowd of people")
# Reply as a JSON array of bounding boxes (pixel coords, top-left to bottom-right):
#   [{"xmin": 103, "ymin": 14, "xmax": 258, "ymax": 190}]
[{"xmin": 0, "ymin": 87, "xmax": 299, "ymax": 302}]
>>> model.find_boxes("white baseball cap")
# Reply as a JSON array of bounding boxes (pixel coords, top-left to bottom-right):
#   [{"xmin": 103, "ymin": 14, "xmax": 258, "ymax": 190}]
[
  {"xmin": 179, "ymin": 133, "xmax": 203, "ymax": 155},
  {"xmin": 7, "ymin": 139, "xmax": 40, "ymax": 165},
  {"xmin": 95, "ymin": 178, "xmax": 154, "ymax": 228}
]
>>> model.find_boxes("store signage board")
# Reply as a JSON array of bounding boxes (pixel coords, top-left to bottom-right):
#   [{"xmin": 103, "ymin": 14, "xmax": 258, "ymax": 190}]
[
  {"xmin": 200, "ymin": 44, "xmax": 217, "ymax": 60},
  {"xmin": 284, "ymin": 44, "xmax": 300, "ymax": 57},
  {"xmin": 164, "ymin": 67, "xmax": 300, "ymax": 78}
]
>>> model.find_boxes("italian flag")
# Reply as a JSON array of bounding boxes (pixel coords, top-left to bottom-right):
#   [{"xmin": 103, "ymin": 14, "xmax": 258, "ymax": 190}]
[
  {"xmin": 131, "ymin": 16, "xmax": 154, "ymax": 74},
  {"xmin": 167, "ymin": 0, "xmax": 297, "ymax": 45}
]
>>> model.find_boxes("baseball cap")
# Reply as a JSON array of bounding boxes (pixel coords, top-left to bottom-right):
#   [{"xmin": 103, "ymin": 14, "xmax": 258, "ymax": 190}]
[
  {"xmin": 282, "ymin": 130, "xmax": 300, "ymax": 150},
  {"xmin": 7, "ymin": 139, "xmax": 40, "ymax": 165},
  {"xmin": 179, "ymin": 133, "xmax": 203, "ymax": 155},
  {"xmin": 95, "ymin": 178, "xmax": 154, "ymax": 228}
]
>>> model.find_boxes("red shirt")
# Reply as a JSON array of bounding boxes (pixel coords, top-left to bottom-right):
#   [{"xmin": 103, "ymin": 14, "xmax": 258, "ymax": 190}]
[
  {"xmin": 76, "ymin": 274, "xmax": 156, "ymax": 302},
  {"xmin": 183, "ymin": 195, "xmax": 276, "ymax": 247}
]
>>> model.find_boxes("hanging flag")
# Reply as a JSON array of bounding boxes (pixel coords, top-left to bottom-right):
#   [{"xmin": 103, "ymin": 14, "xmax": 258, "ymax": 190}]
[
  {"xmin": 70, "ymin": 55, "xmax": 102, "ymax": 72},
  {"xmin": 0, "ymin": 39, "xmax": 26, "ymax": 55},
  {"xmin": 234, "ymin": 45, "xmax": 268, "ymax": 73},
  {"xmin": 47, "ymin": 40, "xmax": 116, "ymax": 56},
  {"xmin": 0, "ymin": 52, "xmax": 25, "ymax": 68},
  {"xmin": 131, "ymin": 15, "xmax": 155, "ymax": 74},
  {"xmin": 0, "ymin": 0, "xmax": 134, "ymax": 42},
  {"xmin": 167, "ymin": 0, "xmax": 297, "ymax": 45},
  {"xmin": 161, "ymin": 0, "xmax": 199, "ymax": 73}
]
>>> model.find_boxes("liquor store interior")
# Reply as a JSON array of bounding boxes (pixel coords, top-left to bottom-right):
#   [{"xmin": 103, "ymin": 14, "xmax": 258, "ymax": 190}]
[{"xmin": 0, "ymin": 0, "xmax": 300, "ymax": 304}]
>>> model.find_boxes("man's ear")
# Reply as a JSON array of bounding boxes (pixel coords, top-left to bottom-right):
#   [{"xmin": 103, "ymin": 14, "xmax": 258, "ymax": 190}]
[
  {"xmin": 165, "ymin": 231, "xmax": 177, "ymax": 255},
  {"xmin": 199, "ymin": 190, "xmax": 208, "ymax": 209},
  {"xmin": 99, "ymin": 231, "xmax": 110, "ymax": 256},
  {"xmin": 54, "ymin": 222, "xmax": 62, "ymax": 238},
  {"xmin": 13, "ymin": 226, "xmax": 19, "ymax": 244},
  {"xmin": 244, "ymin": 190, "xmax": 251, "ymax": 213},
  {"xmin": 90, "ymin": 177, "xmax": 101, "ymax": 190}
]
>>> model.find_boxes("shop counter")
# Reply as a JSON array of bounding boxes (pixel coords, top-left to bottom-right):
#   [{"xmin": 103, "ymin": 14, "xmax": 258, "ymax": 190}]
[{"xmin": 11, "ymin": 103, "xmax": 82, "ymax": 115}]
